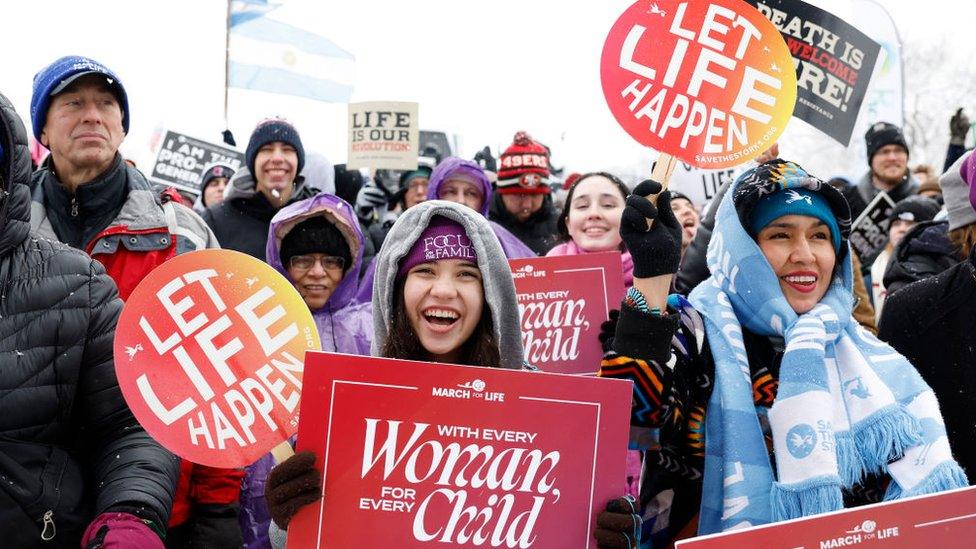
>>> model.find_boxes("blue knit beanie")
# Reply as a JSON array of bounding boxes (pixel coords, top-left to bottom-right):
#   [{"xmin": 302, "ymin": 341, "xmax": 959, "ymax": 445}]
[
  {"xmin": 749, "ymin": 188, "xmax": 842, "ymax": 252},
  {"xmin": 31, "ymin": 56, "xmax": 129, "ymax": 142},
  {"xmin": 245, "ymin": 119, "xmax": 305, "ymax": 177}
]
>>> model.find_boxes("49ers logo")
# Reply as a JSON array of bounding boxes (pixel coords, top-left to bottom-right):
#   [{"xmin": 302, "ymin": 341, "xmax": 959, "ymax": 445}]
[{"xmin": 519, "ymin": 174, "xmax": 544, "ymax": 188}]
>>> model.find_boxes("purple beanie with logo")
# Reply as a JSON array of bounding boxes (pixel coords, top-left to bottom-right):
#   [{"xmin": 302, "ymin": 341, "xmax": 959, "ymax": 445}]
[
  {"xmin": 397, "ymin": 216, "xmax": 477, "ymax": 277},
  {"xmin": 964, "ymin": 152, "xmax": 976, "ymax": 213}
]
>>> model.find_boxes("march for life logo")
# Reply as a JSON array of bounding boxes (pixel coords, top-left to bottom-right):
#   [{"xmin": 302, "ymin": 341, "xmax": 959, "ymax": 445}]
[
  {"xmin": 509, "ymin": 253, "xmax": 625, "ymax": 375},
  {"xmin": 432, "ymin": 378, "xmax": 506, "ymax": 403},
  {"xmin": 289, "ymin": 353, "xmax": 632, "ymax": 548},
  {"xmin": 114, "ymin": 249, "xmax": 319, "ymax": 468},
  {"xmin": 600, "ymin": 0, "xmax": 797, "ymax": 168}
]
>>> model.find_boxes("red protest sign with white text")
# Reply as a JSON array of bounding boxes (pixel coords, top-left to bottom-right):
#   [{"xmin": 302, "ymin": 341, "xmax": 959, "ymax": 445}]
[
  {"xmin": 114, "ymin": 249, "xmax": 320, "ymax": 468},
  {"xmin": 508, "ymin": 253, "xmax": 625, "ymax": 375},
  {"xmin": 289, "ymin": 353, "xmax": 632, "ymax": 548},
  {"xmin": 675, "ymin": 486, "xmax": 976, "ymax": 548},
  {"xmin": 601, "ymin": 0, "xmax": 797, "ymax": 168}
]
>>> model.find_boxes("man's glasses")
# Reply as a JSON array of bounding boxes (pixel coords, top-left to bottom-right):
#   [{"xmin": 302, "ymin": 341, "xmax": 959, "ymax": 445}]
[{"xmin": 288, "ymin": 255, "xmax": 346, "ymax": 272}]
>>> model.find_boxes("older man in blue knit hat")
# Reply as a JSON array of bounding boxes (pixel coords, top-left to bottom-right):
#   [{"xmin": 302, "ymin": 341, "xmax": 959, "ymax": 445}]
[
  {"xmin": 27, "ymin": 56, "xmax": 245, "ymax": 548},
  {"xmin": 29, "ymin": 55, "xmax": 219, "ymax": 296}
]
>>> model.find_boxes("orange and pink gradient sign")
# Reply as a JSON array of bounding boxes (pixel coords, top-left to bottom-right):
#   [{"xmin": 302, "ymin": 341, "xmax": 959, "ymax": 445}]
[
  {"xmin": 114, "ymin": 249, "xmax": 320, "ymax": 468},
  {"xmin": 601, "ymin": 0, "xmax": 796, "ymax": 168}
]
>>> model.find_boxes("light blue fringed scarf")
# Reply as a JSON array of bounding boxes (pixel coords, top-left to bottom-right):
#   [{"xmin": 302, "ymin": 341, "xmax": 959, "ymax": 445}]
[{"xmin": 688, "ymin": 168, "xmax": 968, "ymax": 535}]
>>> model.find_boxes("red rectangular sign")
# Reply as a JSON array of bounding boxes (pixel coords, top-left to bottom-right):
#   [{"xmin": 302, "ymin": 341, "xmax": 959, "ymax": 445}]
[
  {"xmin": 676, "ymin": 486, "xmax": 976, "ymax": 548},
  {"xmin": 289, "ymin": 352, "xmax": 632, "ymax": 548},
  {"xmin": 509, "ymin": 252, "xmax": 625, "ymax": 375}
]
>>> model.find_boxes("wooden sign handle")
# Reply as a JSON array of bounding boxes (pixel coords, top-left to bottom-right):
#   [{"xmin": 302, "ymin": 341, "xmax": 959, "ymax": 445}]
[
  {"xmin": 645, "ymin": 153, "xmax": 678, "ymax": 234},
  {"xmin": 271, "ymin": 440, "xmax": 295, "ymax": 464}
]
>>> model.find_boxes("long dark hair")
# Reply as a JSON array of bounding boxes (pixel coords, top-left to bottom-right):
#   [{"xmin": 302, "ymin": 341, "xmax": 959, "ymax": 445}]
[
  {"xmin": 557, "ymin": 171, "xmax": 630, "ymax": 244},
  {"xmin": 381, "ymin": 277, "xmax": 502, "ymax": 368}
]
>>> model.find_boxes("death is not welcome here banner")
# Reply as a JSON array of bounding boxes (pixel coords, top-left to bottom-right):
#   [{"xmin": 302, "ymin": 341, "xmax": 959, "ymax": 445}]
[
  {"xmin": 289, "ymin": 353, "xmax": 632, "ymax": 548},
  {"xmin": 748, "ymin": 0, "xmax": 882, "ymax": 146}
]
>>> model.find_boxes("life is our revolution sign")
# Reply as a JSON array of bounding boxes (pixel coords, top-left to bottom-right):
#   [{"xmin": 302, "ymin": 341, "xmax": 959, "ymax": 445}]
[
  {"xmin": 114, "ymin": 249, "xmax": 320, "ymax": 468},
  {"xmin": 601, "ymin": 0, "xmax": 797, "ymax": 168}
]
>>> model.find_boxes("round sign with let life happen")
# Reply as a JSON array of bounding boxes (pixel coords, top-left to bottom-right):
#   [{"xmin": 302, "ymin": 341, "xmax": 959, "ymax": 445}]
[
  {"xmin": 113, "ymin": 249, "xmax": 320, "ymax": 468},
  {"xmin": 601, "ymin": 0, "xmax": 797, "ymax": 168}
]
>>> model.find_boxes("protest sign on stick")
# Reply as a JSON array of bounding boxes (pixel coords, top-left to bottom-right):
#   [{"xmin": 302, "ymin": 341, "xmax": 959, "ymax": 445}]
[
  {"xmin": 849, "ymin": 190, "xmax": 896, "ymax": 266},
  {"xmin": 347, "ymin": 101, "xmax": 420, "ymax": 170},
  {"xmin": 509, "ymin": 253, "xmax": 626, "ymax": 375},
  {"xmin": 289, "ymin": 353, "xmax": 632, "ymax": 548},
  {"xmin": 748, "ymin": 0, "xmax": 882, "ymax": 146},
  {"xmin": 601, "ymin": 0, "xmax": 797, "ymax": 169},
  {"xmin": 676, "ymin": 486, "xmax": 976, "ymax": 548},
  {"xmin": 114, "ymin": 249, "xmax": 320, "ymax": 468},
  {"xmin": 150, "ymin": 130, "xmax": 244, "ymax": 194}
]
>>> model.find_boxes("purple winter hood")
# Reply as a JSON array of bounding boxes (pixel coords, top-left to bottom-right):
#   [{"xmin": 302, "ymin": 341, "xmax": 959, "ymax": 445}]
[
  {"xmin": 266, "ymin": 192, "xmax": 364, "ymax": 311},
  {"xmin": 426, "ymin": 156, "xmax": 493, "ymax": 217}
]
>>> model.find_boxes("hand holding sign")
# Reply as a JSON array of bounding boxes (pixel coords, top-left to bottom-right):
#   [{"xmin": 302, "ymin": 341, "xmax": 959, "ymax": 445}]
[
  {"xmin": 114, "ymin": 249, "xmax": 320, "ymax": 468},
  {"xmin": 601, "ymin": 0, "xmax": 796, "ymax": 168},
  {"xmin": 621, "ymin": 179, "xmax": 684, "ymax": 280}
]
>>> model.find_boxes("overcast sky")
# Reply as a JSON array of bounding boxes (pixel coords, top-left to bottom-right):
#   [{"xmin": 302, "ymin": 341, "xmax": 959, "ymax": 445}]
[{"xmin": 2, "ymin": 0, "xmax": 973, "ymax": 184}]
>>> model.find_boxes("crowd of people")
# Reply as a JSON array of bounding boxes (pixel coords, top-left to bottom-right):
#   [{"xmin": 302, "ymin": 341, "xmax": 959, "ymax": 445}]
[{"xmin": 1, "ymin": 54, "xmax": 973, "ymax": 549}]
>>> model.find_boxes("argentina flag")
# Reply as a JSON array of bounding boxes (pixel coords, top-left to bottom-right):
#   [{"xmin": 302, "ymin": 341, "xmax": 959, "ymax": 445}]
[{"xmin": 228, "ymin": 0, "xmax": 355, "ymax": 102}]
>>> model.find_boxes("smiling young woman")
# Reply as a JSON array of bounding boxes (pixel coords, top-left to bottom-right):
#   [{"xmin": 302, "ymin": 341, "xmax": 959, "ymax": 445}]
[
  {"xmin": 548, "ymin": 171, "xmax": 633, "ymax": 286},
  {"xmin": 599, "ymin": 159, "xmax": 968, "ymax": 547},
  {"xmin": 261, "ymin": 201, "xmax": 537, "ymax": 547}
]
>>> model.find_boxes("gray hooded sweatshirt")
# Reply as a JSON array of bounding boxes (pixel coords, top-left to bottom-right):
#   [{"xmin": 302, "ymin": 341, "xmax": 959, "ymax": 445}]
[{"xmin": 370, "ymin": 200, "xmax": 525, "ymax": 369}]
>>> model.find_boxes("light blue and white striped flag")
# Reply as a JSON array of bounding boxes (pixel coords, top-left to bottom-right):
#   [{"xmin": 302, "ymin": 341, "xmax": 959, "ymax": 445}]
[{"xmin": 228, "ymin": 0, "xmax": 355, "ymax": 102}]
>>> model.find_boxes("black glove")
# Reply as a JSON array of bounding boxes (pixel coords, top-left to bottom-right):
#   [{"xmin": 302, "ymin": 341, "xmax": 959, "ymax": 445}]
[
  {"xmin": 473, "ymin": 146, "xmax": 498, "ymax": 173},
  {"xmin": 950, "ymin": 108, "xmax": 970, "ymax": 145},
  {"xmin": 265, "ymin": 451, "xmax": 321, "ymax": 530},
  {"xmin": 598, "ymin": 309, "xmax": 620, "ymax": 354},
  {"xmin": 620, "ymin": 180, "xmax": 683, "ymax": 278},
  {"xmin": 594, "ymin": 495, "xmax": 642, "ymax": 548}
]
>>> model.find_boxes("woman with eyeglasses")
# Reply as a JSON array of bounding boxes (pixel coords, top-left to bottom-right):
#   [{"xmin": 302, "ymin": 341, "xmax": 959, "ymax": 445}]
[{"xmin": 240, "ymin": 192, "xmax": 374, "ymax": 549}]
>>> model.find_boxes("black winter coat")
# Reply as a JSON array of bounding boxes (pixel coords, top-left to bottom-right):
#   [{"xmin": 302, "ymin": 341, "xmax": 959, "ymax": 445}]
[
  {"xmin": 879, "ymin": 251, "xmax": 976, "ymax": 483},
  {"xmin": 0, "ymin": 93, "xmax": 179, "ymax": 547},
  {"xmin": 201, "ymin": 171, "xmax": 316, "ymax": 260},
  {"xmin": 488, "ymin": 192, "xmax": 558, "ymax": 255},
  {"xmin": 674, "ymin": 177, "xmax": 729, "ymax": 295},
  {"xmin": 883, "ymin": 220, "xmax": 962, "ymax": 295}
]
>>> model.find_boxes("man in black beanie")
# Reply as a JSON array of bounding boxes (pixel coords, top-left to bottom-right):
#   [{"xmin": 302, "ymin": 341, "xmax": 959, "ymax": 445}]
[
  {"xmin": 202, "ymin": 118, "xmax": 317, "ymax": 259},
  {"xmin": 842, "ymin": 121, "xmax": 920, "ymax": 220}
]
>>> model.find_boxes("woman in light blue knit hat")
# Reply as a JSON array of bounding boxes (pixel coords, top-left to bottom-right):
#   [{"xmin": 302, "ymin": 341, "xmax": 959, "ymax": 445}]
[{"xmin": 599, "ymin": 159, "xmax": 967, "ymax": 548}]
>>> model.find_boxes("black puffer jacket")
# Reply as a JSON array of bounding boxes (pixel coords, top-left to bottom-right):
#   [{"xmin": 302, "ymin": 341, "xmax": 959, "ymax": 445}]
[
  {"xmin": 0, "ymin": 93, "xmax": 179, "ymax": 547},
  {"xmin": 201, "ymin": 169, "xmax": 317, "ymax": 260},
  {"xmin": 883, "ymin": 220, "xmax": 962, "ymax": 295},
  {"xmin": 487, "ymin": 192, "xmax": 557, "ymax": 255}
]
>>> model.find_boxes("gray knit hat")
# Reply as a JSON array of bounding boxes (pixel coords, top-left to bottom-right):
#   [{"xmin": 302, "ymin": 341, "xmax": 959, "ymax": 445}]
[{"xmin": 939, "ymin": 151, "xmax": 976, "ymax": 231}]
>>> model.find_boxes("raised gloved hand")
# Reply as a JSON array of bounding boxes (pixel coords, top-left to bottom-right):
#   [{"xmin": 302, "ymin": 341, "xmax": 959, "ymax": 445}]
[
  {"xmin": 598, "ymin": 309, "xmax": 620, "ymax": 354},
  {"xmin": 82, "ymin": 512, "xmax": 163, "ymax": 549},
  {"xmin": 355, "ymin": 181, "xmax": 389, "ymax": 222},
  {"xmin": 620, "ymin": 180, "xmax": 683, "ymax": 278},
  {"xmin": 950, "ymin": 108, "xmax": 971, "ymax": 145},
  {"xmin": 594, "ymin": 495, "xmax": 642, "ymax": 548},
  {"xmin": 265, "ymin": 450, "xmax": 322, "ymax": 530}
]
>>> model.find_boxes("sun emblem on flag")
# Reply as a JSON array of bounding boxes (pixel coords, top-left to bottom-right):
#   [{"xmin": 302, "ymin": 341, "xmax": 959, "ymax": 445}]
[{"xmin": 282, "ymin": 50, "xmax": 297, "ymax": 67}]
